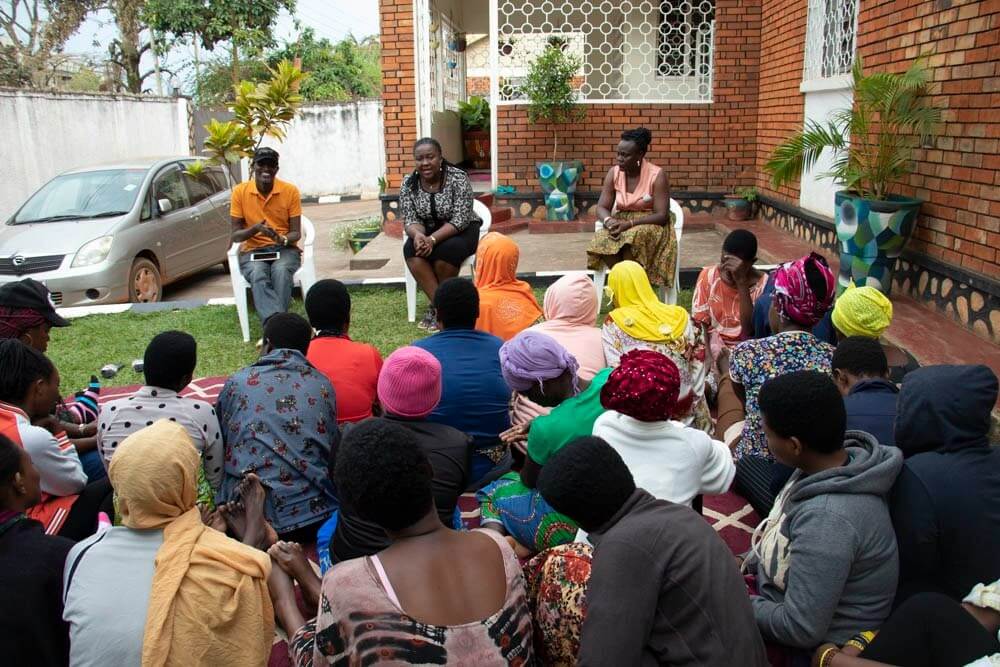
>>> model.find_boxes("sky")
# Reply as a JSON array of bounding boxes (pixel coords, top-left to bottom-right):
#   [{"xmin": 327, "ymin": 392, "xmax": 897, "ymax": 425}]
[{"xmin": 63, "ymin": 0, "xmax": 380, "ymax": 93}]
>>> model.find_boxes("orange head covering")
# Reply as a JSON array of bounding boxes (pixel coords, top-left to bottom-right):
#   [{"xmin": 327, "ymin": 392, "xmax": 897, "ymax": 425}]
[{"xmin": 474, "ymin": 232, "xmax": 542, "ymax": 341}]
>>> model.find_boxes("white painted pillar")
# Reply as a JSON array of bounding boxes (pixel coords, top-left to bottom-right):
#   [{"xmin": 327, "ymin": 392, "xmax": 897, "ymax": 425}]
[
  {"xmin": 176, "ymin": 97, "xmax": 192, "ymax": 155},
  {"xmin": 489, "ymin": 0, "xmax": 499, "ymax": 191},
  {"xmin": 413, "ymin": 0, "xmax": 433, "ymax": 139}
]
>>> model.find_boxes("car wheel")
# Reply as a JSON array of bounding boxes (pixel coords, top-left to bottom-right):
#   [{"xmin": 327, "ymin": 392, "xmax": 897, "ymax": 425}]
[{"xmin": 129, "ymin": 257, "xmax": 162, "ymax": 303}]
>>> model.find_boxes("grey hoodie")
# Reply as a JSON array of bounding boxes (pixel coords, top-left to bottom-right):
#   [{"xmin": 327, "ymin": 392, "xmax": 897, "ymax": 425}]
[{"xmin": 751, "ymin": 432, "xmax": 903, "ymax": 648}]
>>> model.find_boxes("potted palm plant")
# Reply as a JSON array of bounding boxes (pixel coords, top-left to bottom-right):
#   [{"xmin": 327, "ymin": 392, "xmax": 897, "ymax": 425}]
[
  {"xmin": 765, "ymin": 57, "xmax": 940, "ymax": 296},
  {"xmin": 458, "ymin": 96, "xmax": 491, "ymax": 169},
  {"xmin": 522, "ymin": 44, "xmax": 586, "ymax": 221}
]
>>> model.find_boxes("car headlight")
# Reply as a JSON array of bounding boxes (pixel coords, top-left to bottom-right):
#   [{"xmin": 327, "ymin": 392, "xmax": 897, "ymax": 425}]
[{"xmin": 72, "ymin": 235, "xmax": 114, "ymax": 268}]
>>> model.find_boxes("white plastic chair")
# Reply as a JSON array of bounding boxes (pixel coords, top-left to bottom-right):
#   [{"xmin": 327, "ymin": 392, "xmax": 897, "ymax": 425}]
[
  {"xmin": 228, "ymin": 215, "xmax": 317, "ymax": 343},
  {"xmin": 593, "ymin": 198, "xmax": 685, "ymax": 305},
  {"xmin": 405, "ymin": 199, "xmax": 492, "ymax": 322}
]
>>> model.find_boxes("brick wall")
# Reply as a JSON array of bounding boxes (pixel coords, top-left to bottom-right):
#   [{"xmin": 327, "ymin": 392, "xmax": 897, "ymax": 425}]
[
  {"xmin": 752, "ymin": 0, "xmax": 808, "ymax": 202},
  {"xmin": 493, "ymin": 0, "xmax": 762, "ymax": 192},
  {"xmin": 380, "ymin": 0, "xmax": 418, "ymax": 189},
  {"xmin": 857, "ymin": 0, "xmax": 999, "ymax": 278},
  {"xmin": 467, "ymin": 76, "xmax": 489, "ymax": 97},
  {"xmin": 380, "ymin": 0, "xmax": 998, "ymax": 279}
]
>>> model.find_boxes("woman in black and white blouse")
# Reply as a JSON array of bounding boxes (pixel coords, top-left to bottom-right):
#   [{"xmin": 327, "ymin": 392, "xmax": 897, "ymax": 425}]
[{"xmin": 400, "ymin": 137, "xmax": 482, "ymax": 330}]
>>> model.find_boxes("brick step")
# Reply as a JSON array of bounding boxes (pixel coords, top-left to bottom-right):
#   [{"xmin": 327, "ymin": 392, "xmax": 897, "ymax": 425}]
[
  {"xmin": 528, "ymin": 219, "xmax": 594, "ymax": 234},
  {"xmin": 475, "ymin": 193, "xmax": 494, "ymax": 207},
  {"xmin": 490, "ymin": 218, "xmax": 530, "ymax": 234},
  {"xmin": 490, "ymin": 206, "xmax": 512, "ymax": 224}
]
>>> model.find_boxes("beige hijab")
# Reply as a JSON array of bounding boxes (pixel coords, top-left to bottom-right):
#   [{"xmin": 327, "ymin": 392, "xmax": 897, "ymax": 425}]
[{"xmin": 110, "ymin": 420, "xmax": 274, "ymax": 667}]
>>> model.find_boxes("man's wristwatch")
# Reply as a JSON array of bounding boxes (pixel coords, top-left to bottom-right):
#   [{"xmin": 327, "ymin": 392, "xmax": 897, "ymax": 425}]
[
  {"xmin": 280, "ymin": 235, "xmax": 289, "ymax": 247},
  {"xmin": 428, "ymin": 235, "xmax": 437, "ymax": 245}
]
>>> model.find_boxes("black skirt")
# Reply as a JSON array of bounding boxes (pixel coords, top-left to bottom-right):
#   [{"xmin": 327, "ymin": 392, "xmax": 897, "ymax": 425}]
[{"xmin": 403, "ymin": 221, "xmax": 482, "ymax": 267}]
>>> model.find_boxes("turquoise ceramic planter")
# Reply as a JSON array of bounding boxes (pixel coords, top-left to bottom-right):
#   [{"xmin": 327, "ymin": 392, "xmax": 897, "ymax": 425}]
[
  {"xmin": 537, "ymin": 160, "xmax": 584, "ymax": 221},
  {"xmin": 834, "ymin": 190, "xmax": 922, "ymax": 296}
]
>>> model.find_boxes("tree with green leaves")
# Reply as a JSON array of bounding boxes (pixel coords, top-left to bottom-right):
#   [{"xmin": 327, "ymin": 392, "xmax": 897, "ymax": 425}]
[
  {"xmin": 105, "ymin": 0, "xmax": 159, "ymax": 94},
  {"xmin": 0, "ymin": 0, "xmax": 101, "ymax": 86},
  {"xmin": 190, "ymin": 29, "xmax": 380, "ymax": 105},
  {"xmin": 269, "ymin": 29, "xmax": 379, "ymax": 101},
  {"xmin": 143, "ymin": 0, "xmax": 295, "ymax": 86},
  {"xmin": 522, "ymin": 44, "xmax": 585, "ymax": 162}
]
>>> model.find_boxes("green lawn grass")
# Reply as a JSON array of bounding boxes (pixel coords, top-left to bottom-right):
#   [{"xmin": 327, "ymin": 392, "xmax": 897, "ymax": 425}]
[{"xmin": 48, "ymin": 285, "xmax": 692, "ymax": 392}]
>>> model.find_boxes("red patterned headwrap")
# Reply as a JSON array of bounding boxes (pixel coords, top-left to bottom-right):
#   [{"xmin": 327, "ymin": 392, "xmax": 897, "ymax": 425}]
[
  {"xmin": 0, "ymin": 306, "xmax": 48, "ymax": 339},
  {"xmin": 600, "ymin": 349, "xmax": 681, "ymax": 422},
  {"xmin": 772, "ymin": 252, "xmax": 836, "ymax": 327}
]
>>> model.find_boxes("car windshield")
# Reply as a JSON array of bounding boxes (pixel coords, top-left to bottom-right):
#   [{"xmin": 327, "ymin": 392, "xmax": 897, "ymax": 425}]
[{"xmin": 12, "ymin": 169, "xmax": 147, "ymax": 224}]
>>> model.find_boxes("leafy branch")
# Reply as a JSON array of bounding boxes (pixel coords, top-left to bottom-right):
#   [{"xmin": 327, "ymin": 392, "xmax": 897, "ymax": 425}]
[
  {"xmin": 522, "ymin": 44, "xmax": 585, "ymax": 162},
  {"xmin": 193, "ymin": 59, "xmax": 304, "ymax": 178}
]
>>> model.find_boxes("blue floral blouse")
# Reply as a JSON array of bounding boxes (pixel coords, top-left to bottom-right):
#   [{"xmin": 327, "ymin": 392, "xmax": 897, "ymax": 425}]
[
  {"xmin": 216, "ymin": 349, "xmax": 340, "ymax": 533},
  {"xmin": 730, "ymin": 331, "xmax": 834, "ymax": 460}
]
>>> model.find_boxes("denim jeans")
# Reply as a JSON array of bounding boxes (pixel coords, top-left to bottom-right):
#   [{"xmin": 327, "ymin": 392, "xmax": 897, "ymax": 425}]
[{"xmin": 238, "ymin": 245, "xmax": 301, "ymax": 325}]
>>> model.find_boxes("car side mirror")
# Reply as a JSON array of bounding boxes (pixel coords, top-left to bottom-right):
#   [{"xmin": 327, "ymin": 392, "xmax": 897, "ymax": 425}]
[{"xmin": 157, "ymin": 198, "xmax": 173, "ymax": 215}]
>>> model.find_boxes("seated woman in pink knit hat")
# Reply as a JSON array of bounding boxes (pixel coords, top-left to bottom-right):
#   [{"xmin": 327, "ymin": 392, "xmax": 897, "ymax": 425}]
[{"xmin": 311, "ymin": 346, "xmax": 473, "ymax": 572}]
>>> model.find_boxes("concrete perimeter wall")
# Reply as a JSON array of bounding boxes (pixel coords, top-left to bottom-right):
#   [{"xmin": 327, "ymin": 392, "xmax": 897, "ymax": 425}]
[
  {"xmin": 0, "ymin": 88, "xmax": 190, "ymax": 220},
  {"xmin": 256, "ymin": 100, "xmax": 386, "ymax": 199},
  {"xmin": 194, "ymin": 99, "xmax": 386, "ymax": 199}
]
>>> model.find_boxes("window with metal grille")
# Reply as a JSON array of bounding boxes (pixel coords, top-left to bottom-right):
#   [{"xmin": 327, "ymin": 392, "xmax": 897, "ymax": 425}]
[
  {"xmin": 803, "ymin": 0, "xmax": 857, "ymax": 81},
  {"xmin": 658, "ymin": 0, "xmax": 715, "ymax": 77},
  {"xmin": 496, "ymin": 0, "xmax": 715, "ymax": 103}
]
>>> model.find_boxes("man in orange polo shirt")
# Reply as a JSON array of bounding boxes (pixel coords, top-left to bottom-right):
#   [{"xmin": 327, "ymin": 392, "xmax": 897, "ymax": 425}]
[{"xmin": 231, "ymin": 147, "xmax": 303, "ymax": 326}]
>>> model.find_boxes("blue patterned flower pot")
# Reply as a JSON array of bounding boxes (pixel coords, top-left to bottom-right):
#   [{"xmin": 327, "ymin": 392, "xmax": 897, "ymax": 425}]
[
  {"xmin": 835, "ymin": 190, "xmax": 922, "ymax": 296},
  {"xmin": 537, "ymin": 160, "xmax": 584, "ymax": 221}
]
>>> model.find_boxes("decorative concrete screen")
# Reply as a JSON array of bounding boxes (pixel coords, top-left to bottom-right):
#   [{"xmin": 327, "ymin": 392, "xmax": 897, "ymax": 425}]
[
  {"xmin": 497, "ymin": 0, "xmax": 715, "ymax": 103},
  {"xmin": 803, "ymin": 0, "xmax": 858, "ymax": 81}
]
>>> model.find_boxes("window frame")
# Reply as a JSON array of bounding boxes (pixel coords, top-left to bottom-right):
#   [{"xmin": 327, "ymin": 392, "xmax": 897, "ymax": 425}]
[
  {"xmin": 801, "ymin": 0, "xmax": 858, "ymax": 89},
  {"xmin": 149, "ymin": 164, "xmax": 192, "ymax": 217}
]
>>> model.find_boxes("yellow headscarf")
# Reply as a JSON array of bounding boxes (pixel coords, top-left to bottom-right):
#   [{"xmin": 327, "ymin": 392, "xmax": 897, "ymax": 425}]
[
  {"xmin": 110, "ymin": 420, "xmax": 274, "ymax": 667},
  {"xmin": 831, "ymin": 284, "xmax": 893, "ymax": 339},
  {"xmin": 607, "ymin": 260, "xmax": 689, "ymax": 342}
]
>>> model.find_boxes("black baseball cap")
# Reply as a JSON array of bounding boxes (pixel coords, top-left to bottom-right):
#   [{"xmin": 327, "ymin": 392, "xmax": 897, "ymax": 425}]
[
  {"xmin": 0, "ymin": 279, "xmax": 70, "ymax": 327},
  {"xmin": 252, "ymin": 147, "xmax": 280, "ymax": 165}
]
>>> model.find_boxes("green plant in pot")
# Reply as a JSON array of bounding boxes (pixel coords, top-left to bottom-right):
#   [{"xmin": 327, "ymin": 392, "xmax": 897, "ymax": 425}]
[
  {"xmin": 458, "ymin": 96, "xmax": 491, "ymax": 169},
  {"xmin": 765, "ymin": 56, "xmax": 940, "ymax": 296},
  {"xmin": 522, "ymin": 44, "xmax": 586, "ymax": 221},
  {"xmin": 334, "ymin": 217, "xmax": 382, "ymax": 254},
  {"xmin": 724, "ymin": 186, "xmax": 758, "ymax": 221}
]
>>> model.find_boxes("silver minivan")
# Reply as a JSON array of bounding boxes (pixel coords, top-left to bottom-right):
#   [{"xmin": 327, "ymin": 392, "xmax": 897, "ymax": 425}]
[{"xmin": 0, "ymin": 157, "xmax": 233, "ymax": 306}]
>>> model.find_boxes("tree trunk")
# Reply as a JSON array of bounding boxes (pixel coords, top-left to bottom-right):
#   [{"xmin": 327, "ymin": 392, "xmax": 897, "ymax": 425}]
[
  {"xmin": 230, "ymin": 41, "xmax": 239, "ymax": 87},
  {"xmin": 122, "ymin": 40, "xmax": 142, "ymax": 93},
  {"xmin": 111, "ymin": 0, "xmax": 143, "ymax": 93},
  {"xmin": 193, "ymin": 34, "xmax": 201, "ymax": 101}
]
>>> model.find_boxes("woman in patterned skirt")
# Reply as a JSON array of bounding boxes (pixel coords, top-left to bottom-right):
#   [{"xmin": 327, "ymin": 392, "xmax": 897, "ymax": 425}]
[{"xmin": 587, "ymin": 127, "xmax": 677, "ymax": 289}]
